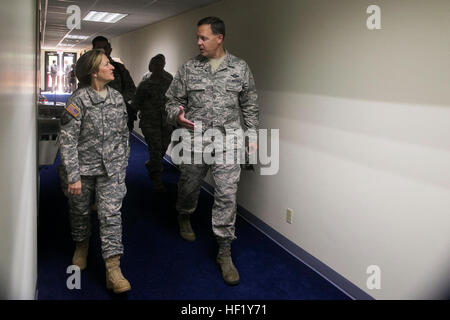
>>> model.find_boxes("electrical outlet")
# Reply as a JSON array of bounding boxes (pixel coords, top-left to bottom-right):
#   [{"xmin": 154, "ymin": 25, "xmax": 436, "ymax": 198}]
[{"xmin": 286, "ymin": 208, "xmax": 293, "ymax": 224}]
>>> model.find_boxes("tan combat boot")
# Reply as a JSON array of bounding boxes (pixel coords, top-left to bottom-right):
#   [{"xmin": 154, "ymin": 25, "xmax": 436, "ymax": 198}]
[
  {"xmin": 177, "ymin": 214, "xmax": 196, "ymax": 242},
  {"xmin": 105, "ymin": 255, "xmax": 131, "ymax": 294},
  {"xmin": 72, "ymin": 238, "xmax": 89, "ymax": 270},
  {"xmin": 217, "ymin": 244, "xmax": 240, "ymax": 286}
]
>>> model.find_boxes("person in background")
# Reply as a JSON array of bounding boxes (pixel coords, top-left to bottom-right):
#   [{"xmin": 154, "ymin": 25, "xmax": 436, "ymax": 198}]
[
  {"xmin": 58, "ymin": 49, "xmax": 131, "ymax": 294},
  {"xmin": 50, "ymin": 60, "xmax": 58, "ymax": 92},
  {"xmin": 92, "ymin": 36, "xmax": 137, "ymax": 132},
  {"xmin": 138, "ymin": 55, "xmax": 172, "ymax": 84},
  {"xmin": 133, "ymin": 54, "xmax": 173, "ymax": 192},
  {"xmin": 64, "ymin": 62, "xmax": 71, "ymax": 92},
  {"xmin": 69, "ymin": 63, "xmax": 77, "ymax": 92}
]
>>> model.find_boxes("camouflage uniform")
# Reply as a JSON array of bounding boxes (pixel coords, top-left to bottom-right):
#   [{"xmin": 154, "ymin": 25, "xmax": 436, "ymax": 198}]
[
  {"xmin": 58, "ymin": 86, "xmax": 130, "ymax": 260},
  {"xmin": 107, "ymin": 58, "xmax": 137, "ymax": 131},
  {"xmin": 134, "ymin": 72, "xmax": 173, "ymax": 177},
  {"xmin": 165, "ymin": 51, "xmax": 259, "ymax": 244}
]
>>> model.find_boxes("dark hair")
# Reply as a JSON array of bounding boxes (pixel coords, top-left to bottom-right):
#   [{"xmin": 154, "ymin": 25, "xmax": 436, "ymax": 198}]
[
  {"xmin": 92, "ymin": 35, "xmax": 109, "ymax": 47},
  {"xmin": 197, "ymin": 16, "xmax": 225, "ymax": 39},
  {"xmin": 148, "ymin": 54, "xmax": 165, "ymax": 71}
]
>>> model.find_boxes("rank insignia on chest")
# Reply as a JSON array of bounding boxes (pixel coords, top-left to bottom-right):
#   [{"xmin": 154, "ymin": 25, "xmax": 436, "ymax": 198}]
[{"xmin": 66, "ymin": 103, "xmax": 81, "ymax": 118}]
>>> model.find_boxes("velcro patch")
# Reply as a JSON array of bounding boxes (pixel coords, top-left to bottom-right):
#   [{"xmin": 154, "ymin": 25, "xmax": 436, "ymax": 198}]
[{"xmin": 66, "ymin": 103, "xmax": 81, "ymax": 118}]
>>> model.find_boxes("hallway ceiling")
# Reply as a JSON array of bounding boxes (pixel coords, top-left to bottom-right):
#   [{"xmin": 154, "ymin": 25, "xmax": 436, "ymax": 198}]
[{"xmin": 42, "ymin": 0, "xmax": 220, "ymax": 50}]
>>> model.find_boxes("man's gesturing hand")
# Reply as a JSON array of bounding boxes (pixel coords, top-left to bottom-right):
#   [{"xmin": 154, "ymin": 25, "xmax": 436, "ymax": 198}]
[
  {"xmin": 248, "ymin": 141, "xmax": 258, "ymax": 155},
  {"xmin": 176, "ymin": 106, "xmax": 195, "ymax": 130}
]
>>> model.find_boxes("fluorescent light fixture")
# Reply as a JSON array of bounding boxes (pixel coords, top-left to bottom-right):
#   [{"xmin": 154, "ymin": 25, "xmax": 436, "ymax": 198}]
[
  {"xmin": 65, "ymin": 35, "xmax": 89, "ymax": 40},
  {"xmin": 83, "ymin": 11, "xmax": 128, "ymax": 23},
  {"xmin": 57, "ymin": 43, "xmax": 75, "ymax": 47}
]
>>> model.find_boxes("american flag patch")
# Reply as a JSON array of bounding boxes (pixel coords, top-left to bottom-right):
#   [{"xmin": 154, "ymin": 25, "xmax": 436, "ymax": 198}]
[{"xmin": 66, "ymin": 103, "xmax": 81, "ymax": 118}]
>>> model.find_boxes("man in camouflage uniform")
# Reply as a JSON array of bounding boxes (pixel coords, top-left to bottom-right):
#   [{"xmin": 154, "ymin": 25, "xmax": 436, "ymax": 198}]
[
  {"xmin": 165, "ymin": 17, "xmax": 259, "ymax": 285},
  {"xmin": 133, "ymin": 54, "xmax": 173, "ymax": 192},
  {"xmin": 58, "ymin": 50, "xmax": 131, "ymax": 293},
  {"xmin": 92, "ymin": 36, "xmax": 137, "ymax": 131}
]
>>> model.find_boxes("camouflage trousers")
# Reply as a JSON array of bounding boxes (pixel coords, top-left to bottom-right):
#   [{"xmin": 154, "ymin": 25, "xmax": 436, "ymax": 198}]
[
  {"xmin": 58, "ymin": 166, "xmax": 126, "ymax": 260},
  {"xmin": 141, "ymin": 125, "xmax": 172, "ymax": 177},
  {"xmin": 176, "ymin": 153, "xmax": 241, "ymax": 244}
]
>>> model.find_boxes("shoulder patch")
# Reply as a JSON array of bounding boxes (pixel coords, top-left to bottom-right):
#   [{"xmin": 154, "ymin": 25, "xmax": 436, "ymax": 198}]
[{"xmin": 66, "ymin": 103, "xmax": 81, "ymax": 118}]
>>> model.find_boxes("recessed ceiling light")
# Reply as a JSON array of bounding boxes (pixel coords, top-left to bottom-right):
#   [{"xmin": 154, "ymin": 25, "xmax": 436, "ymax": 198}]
[
  {"xmin": 83, "ymin": 11, "xmax": 128, "ymax": 23},
  {"xmin": 65, "ymin": 35, "xmax": 89, "ymax": 40},
  {"xmin": 57, "ymin": 43, "xmax": 75, "ymax": 47}
]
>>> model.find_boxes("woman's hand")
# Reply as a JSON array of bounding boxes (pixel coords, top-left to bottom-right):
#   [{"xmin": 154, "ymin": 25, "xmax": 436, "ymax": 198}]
[{"xmin": 68, "ymin": 181, "xmax": 82, "ymax": 196}]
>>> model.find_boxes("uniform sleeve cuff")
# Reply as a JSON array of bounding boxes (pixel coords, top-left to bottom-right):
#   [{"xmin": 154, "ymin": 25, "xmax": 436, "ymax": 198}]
[{"xmin": 67, "ymin": 172, "xmax": 81, "ymax": 184}]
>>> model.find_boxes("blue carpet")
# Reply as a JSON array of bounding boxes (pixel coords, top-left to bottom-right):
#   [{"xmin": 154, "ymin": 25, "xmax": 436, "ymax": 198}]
[{"xmin": 37, "ymin": 134, "xmax": 350, "ymax": 300}]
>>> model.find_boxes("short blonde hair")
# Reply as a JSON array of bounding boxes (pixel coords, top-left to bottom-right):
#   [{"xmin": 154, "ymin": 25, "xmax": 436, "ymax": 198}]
[{"xmin": 75, "ymin": 49, "xmax": 105, "ymax": 86}]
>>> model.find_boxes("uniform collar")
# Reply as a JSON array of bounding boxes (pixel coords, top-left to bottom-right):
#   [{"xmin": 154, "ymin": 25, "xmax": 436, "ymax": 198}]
[
  {"xmin": 195, "ymin": 50, "xmax": 236, "ymax": 72},
  {"xmin": 86, "ymin": 85, "xmax": 108, "ymax": 104}
]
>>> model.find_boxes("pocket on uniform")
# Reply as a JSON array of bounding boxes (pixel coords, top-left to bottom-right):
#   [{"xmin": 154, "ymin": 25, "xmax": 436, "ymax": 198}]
[
  {"xmin": 79, "ymin": 112, "xmax": 96, "ymax": 139},
  {"xmin": 187, "ymin": 82, "xmax": 207, "ymax": 111},
  {"xmin": 187, "ymin": 82, "xmax": 206, "ymax": 91},
  {"xmin": 225, "ymin": 81, "xmax": 242, "ymax": 107},
  {"xmin": 226, "ymin": 81, "xmax": 242, "ymax": 93},
  {"xmin": 108, "ymin": 109, "xmax": 128, "ymax": 132}
]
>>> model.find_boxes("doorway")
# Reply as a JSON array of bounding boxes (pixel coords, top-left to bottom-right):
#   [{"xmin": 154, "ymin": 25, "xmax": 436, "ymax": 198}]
[
  {"xmin": 44, "ymin": 51, "xmax": 77, "ymax": 93},
  {"xmin": 62, "ymin": 52, "xmax": 77, "ymax": 93},
  {"xmin": 44, "ymin": 51, "xmax": 58, "ymax": 92}
]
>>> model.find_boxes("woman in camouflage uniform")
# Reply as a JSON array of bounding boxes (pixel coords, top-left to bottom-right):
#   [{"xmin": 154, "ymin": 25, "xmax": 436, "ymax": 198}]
[{"xmin": 58, "ymin": 49, "xmax": 131, "ymax": 294}]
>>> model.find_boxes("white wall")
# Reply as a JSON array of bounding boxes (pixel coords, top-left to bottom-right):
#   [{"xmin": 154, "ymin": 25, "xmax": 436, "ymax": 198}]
[
  {"xmin": 0, "ymin": 0, "xmax": 38, "ymax": 299},
  {"xmin": 111, "ymin": 0, "xmax": 450, "ymax": 299}
]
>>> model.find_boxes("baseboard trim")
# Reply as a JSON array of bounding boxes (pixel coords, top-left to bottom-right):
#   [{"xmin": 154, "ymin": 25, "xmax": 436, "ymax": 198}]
[
  {"xmin": 132, "ymin": 131, "xmax": 146, "ymax": 144},
  {"xmin": 34, "ymin": 280, "xmax": 38, "ymax": 300},
  {"xmin": 237, "ymin": 206, "xmax": 374, "ymax": 300},
  {"xmin": 134, "ymin": 132, "xmax": 375, "ymax": 300}
]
